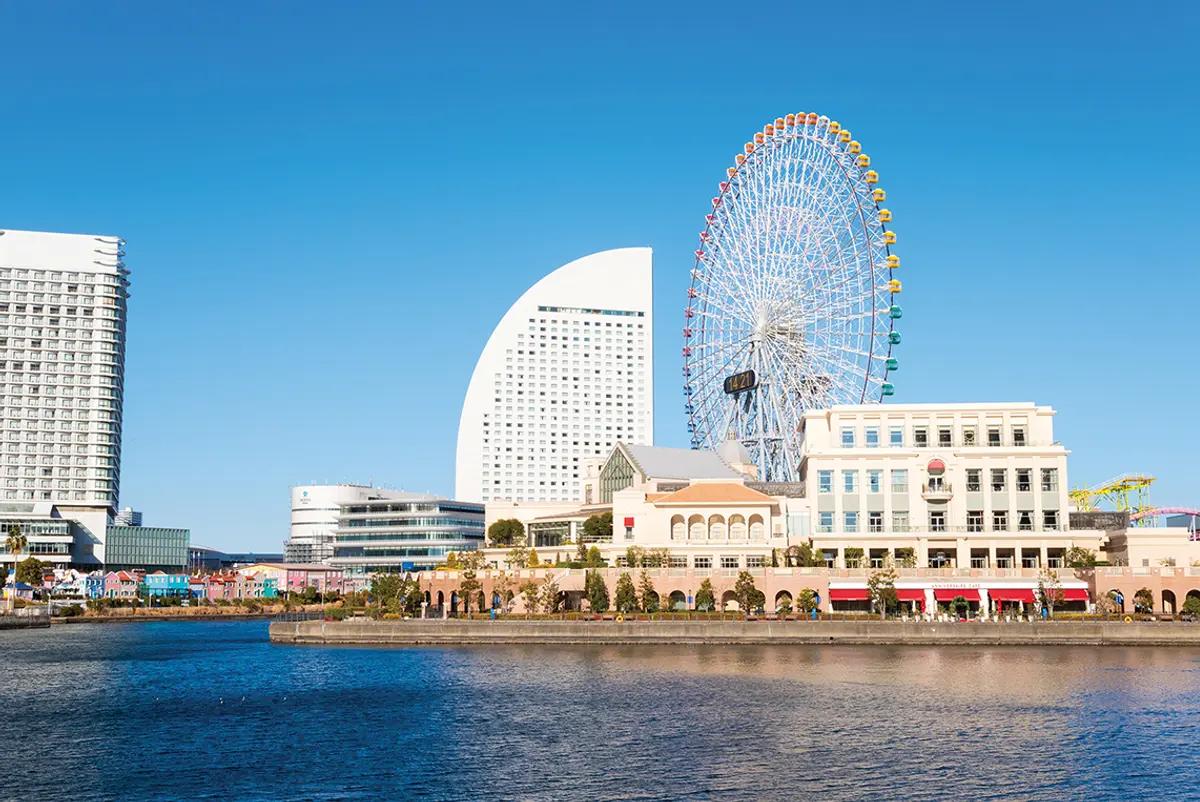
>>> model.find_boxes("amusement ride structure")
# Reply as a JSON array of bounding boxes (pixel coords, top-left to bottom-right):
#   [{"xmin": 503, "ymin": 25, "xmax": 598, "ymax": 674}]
[
  {"xmin": 683, "ymin": 112, "xmax": 900, "ymax": 481},
  {"xmin": 1070, "ymin": 474, "xmax": 1200, "ymax": 534}
]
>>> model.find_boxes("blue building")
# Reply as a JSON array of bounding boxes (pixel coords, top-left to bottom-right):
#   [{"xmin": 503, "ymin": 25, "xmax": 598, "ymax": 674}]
[
  {"xmin": 143, "ymin": 572, "xmax": 190, "ymax": 598},
  {"xmin": 83, "ymin": 573, "xmax": 106, "ymax": 600}
]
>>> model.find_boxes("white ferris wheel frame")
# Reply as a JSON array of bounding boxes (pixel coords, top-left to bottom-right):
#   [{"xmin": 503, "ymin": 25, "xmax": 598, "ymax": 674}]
[{"xmin": 683, "ymin": 112, "xmax": 901, "ymax": 482}]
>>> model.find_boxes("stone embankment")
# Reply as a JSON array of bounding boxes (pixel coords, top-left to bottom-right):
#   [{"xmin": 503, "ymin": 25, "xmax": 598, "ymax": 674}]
[
  {"xmin": 0, "ymin": 612, "xmax": 51, "ymax": 630},
  {"xmin": 269, "ymin": 618, "xmax": 1200, "ymax": 647}
]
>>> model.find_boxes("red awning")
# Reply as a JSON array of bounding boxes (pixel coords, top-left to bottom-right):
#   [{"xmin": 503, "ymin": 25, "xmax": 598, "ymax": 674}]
[
  {"xmin": 934, "ymin": 589, "xmax": 980, "ymax": 602},
  {"xmin": 829, "ymin": 588, "xmax": 868, "ymax": 601},
  {"xmin": 989, "ymin": 588, "xmax": 1036, "ymax": 603},
  {"xmin": 1061, "ymin": 588, "xmax": 1089, "ymax": 601},
  {"xmin": 895, "ymin": 589, "xmax": 926, "ymax": 602}
]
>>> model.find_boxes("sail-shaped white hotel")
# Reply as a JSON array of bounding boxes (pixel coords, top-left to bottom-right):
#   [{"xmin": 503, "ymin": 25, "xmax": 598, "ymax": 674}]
[{"xmin": 455, "ymin": 248, "xmax": 654, "ymax": 505}]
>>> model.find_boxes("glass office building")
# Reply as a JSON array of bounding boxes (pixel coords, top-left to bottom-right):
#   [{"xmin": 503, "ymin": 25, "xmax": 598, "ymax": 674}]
[
  {"xmin": 330, "ymin": 495, "xmax": 484, "ymax": 575},
  {"xmin": 104, "ymin": 525, "xmax": 189, "ymax": 571}
]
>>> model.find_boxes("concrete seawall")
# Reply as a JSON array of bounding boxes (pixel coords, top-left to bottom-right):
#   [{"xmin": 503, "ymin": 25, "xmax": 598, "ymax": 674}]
[{"xmin": 269, "ymin": 619, "xmax": 1200, "ymax": 647}]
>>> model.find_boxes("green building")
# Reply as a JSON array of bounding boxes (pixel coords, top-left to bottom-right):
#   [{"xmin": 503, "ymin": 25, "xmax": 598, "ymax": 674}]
[{"xmin": 105, "ymin": 525, "xmax": 190, "ymax": 572}]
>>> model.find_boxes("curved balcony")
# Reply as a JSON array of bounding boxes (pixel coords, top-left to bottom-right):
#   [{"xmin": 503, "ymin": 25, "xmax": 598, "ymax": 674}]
[{"xmin": 921, "ymin": 481, "xmax": 953, "ymax": 503}]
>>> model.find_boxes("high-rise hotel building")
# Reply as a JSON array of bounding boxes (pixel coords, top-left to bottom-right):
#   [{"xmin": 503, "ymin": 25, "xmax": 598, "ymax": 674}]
[
  {"xmin": 456, "ymin": 248, "xmax": 654, "ymax": 505},
  {"xmin": 0, "ymin": 229, "xmax": 129, "ymax": 563}
]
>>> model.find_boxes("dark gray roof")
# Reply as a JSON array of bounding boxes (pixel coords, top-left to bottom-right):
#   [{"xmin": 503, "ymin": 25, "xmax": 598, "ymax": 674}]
[{"xmin": 622, "ymin": 444, "xmax": 740, "ymax": 481}]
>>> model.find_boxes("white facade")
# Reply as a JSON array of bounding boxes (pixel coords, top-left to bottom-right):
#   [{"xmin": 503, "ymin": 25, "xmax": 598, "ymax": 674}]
[
  {"xmin": 286, "ymin": 484, "xmax": 383, "ymax": 564},
  {"xmin": 456, "ymin": 248, "xmax": 654, "ymax": 505},
  {"xmin": 801, "ymin": 403, "xmax": 1074, "ymax": 568},
  {"xmin": 0, "ymin": 229, "xmax": 129, "ymax": 562}
]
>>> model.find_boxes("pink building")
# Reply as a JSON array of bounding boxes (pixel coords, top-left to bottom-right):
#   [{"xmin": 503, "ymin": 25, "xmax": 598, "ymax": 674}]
[{"xmin": 103, "ymin": 571, "xmax": 140, "ymax": 599}]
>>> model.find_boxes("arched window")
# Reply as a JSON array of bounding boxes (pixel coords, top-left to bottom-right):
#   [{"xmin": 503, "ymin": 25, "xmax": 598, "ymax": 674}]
[
  {"xmin": 749, "ymin": 514, "xmax": 765, "ymax": 540},
  {"xmin": 708, "ymin": 514, "xmax": 726, "ymax": 540},
  {"xmin": 671, "ymin": 515, "xmax": 685, "ymax": 541},
  {"xmin": 688, "ymin": 515, "xmax": 705, "ymax": 541},
  {"xmin": 729, "ymin": 514, "xmax": 747, "ymax": 540}
]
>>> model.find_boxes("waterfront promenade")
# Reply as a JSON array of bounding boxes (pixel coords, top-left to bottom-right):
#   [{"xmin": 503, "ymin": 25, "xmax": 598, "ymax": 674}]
[{"xmin": 270, "ymin": 618, "xmax": 1200, "ymax": 647}]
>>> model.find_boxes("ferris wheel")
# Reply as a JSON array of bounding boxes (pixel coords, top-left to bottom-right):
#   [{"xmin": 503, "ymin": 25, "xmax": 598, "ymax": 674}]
[{"xmin": 683, "ymin": 112, "xmax": 902, "ymax": 482}]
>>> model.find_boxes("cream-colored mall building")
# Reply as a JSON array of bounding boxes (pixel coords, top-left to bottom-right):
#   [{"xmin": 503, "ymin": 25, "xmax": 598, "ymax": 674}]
[{"xmin": 482, "ymin": 402, "xmax": 1199, "ymax": 576}]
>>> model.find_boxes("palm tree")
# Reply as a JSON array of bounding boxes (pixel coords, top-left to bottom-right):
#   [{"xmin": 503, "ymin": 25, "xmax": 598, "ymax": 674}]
[{"xmin": 5, "ymin": 523, "xmax": 27, "ymax": 611}]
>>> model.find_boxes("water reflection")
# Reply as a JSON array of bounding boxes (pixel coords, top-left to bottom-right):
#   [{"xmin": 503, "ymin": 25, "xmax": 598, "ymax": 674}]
[{"xmin": 2, "ymin": 624, "xmax": 1199, "ymax": 801}]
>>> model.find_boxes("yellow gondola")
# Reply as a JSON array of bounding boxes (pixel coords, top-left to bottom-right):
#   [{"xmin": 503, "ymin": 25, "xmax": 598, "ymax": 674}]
[
  {"xmin": 848, "ymin": 140, "xmax": 862, "ymax": 154},
  {"xmin": 839, "ymin": 130, "xmax": 851, "ymax": 142},
  {"xmin": 857, "ymin": 154, "xmax": 871, "ymax": 168},
  {"xmin": 888, "ymin": 279, "xmax": 902, "ymax": 293},
  {"xmin": 873, "ymin": 188, "xmax": 886, "ymax": 202},
  {"xmin": 829, "ymin": 121, "xmax": 841, "ymax": 133},
  {"xmin": 879, "ymin": 209, "xmax": 893, "ymax": 222},
  {"xmin": 887, "ymin": 255, "xmax": 900, "ymax": 269},
  {"xmin": 884, "ymin": 230, "xmax": 897, "ymax": 245},
  {"xmin": 865, "ymin": 170, "xmax": 878, "ymax": 184}
]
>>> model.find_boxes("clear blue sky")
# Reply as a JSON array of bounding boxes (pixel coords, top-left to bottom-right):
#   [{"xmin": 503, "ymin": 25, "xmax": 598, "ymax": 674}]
[{"xmin": 2, "ymin": 2, "xmax": 1196, "ymax": 551}]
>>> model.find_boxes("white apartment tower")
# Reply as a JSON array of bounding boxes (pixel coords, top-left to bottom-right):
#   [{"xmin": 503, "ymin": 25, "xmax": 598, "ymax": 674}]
[
  {"xmin": 0, "ymin": 229, "xmax": 129, "ymax": 561},
  {"xmin": 456, "ymin": 248, "xmax": 654, "ymax": 504}
]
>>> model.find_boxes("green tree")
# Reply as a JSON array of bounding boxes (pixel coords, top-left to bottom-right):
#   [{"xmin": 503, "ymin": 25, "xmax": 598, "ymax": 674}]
[
  {"xmin": 776, "ymin": 595, "xmax": 793, "ymax": 615},
  {"xmin": 894, "ymin": 547, "xmax": 917, "ymax": 568},
  {"xmin": 1182, "ymin": 596, "xmax": 1200, "ymax": 618},
  {"xmin": 638, "ymin": 571, "xmax": 659, "ymax": 613},
  {"xmin": 539, "ymin": 574, "xmax": 561, "ymax": 614},
  {"xmin": 1133, "ymin": 587, "xmax": 1155, "ymax": 614},
  {"xmin": 732, "ymin": 571, "xmax": 760, "ymax": 615},
  {"xmin": 527, "ymin": 548, "xmax": 541, "ymax": 568},
  {"xmin": 506, "ymin": 544, "xmax": 530, "ymax": 568},
  {"xmin": 582, "ymin": 512, "xmax": 613, "ymax": 542},
  {"xmin": 487, "ymin": 518, "xmax": 525, "ymax": 547},
  {"xmin": 459, "ymin": 572, "xmax": 482, "ymax": 616},
  {"xmin": 695, "ymin": 578, "xmax": 716, "ymax": 612},
  {"xmin": 5, "ymin": 523, "xmax": 26, "ymax": 604},
  {"xmin": 867, "ymin": 565, "xmax": 899, "ymax": 620},
  {"xmin": 797, "ymin": 588, "xmax": 818, "ymax": 617},
  {"xmin": 624, "ymin": 546, "xmax": 645, "ymax": 568},
  {"xmin": 1036, "ymin": 568, "xmax": 1064, "ymax": 617},
  {"xmin": 1064, "ymin": 546, "xmax": 1098, "ymax": 569},
  {"xmin": 15, "ymin": 556, "xmax": 44, "ymax": 589},
  {"xmin": 787, "ymin": 541, "xmax": 825, "ymax": 567},
  {"xmin": 585, "ymin": 569, "xmax": 610, "ymax": 613},
  {"xmin": 584, "ymin": 545, "xmax": 606, "ymax": 568},
  {"xmin": 518, "ymin": 580, "xmax": 540, "ymax": 615},
  {"xmin": 844, "ymin": 547, "xmax": 865, "ymax": 569},
  {"xmin": 614, "ymin": 572, "xmax": 638, "ymax": 613}
]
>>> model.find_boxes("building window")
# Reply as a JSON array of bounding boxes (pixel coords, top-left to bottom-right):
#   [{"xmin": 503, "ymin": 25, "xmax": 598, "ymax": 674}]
[
  {"xmin": 818, "ymin": 470, "xmax": 832, "ymax": 493},
  {"xmin": 892, "ymin": 511, "xmax": 909, "ymax": 531},
  {"xmin": 867, "ymin": 470, "xmax": 882, "ymax": 493},
  {"xmin": 1017, "ymin": 510, "xmax": 1034, "ymax": 531},
  {"xmin": 720, "ymin": 555, "xmax": 739, "ymax": 569},
  {"xmin": 929, "ymin": 511, "xmax": 946, "ymax": 532},
  {"xmin": 967, "ymin": 510, "xmax": 983, "ymax": 532},
  {"xmin": 693, "ymin": 556, "xmax": 712, "ymax": 569},
  {"xmin": 993, "ymin": 510, "xmax": 1008, "ymax": 531},
  {"xmin": 844, "ymin": 511, "xmax": 859, "ymax": 533},
  {"xmin": 963, "ymin": 428, "xmax": 977, "ymax": 446},
  {"xmin": 890, "ymin": 469, "xmax": 908, "ymax": 493},
  {"xmin": 865, "ymin": 427, "xmax": 879, "ymax": 448},
  {"xmin": 938, "ymin": 427, "xmax": 952, "ymax": 447},
  {"xmin": 868, "ymin": 511, "xmax": 883, "ymax": 533},
  {"xmin": 843, "ymin": 470, "xmax": 857, "ymax": 493},
  {"xmin": 1013, "ymin": 427, "xmax": 1027, "ymax": 446},
  {"xmin": 746, "ymin": 555, "xmax": 765, "ymax": 568},
  {"xmin": 889, "ymin": 426, "xmax": 904, "ymax": 447},
  {"xmin": 1043, "ymin": 510, "xmax": 1060, "ymax": 530},
  {"xmin": 818, "ymin": 511, "xmax": 833, "ymax": 533},
  {"xmin": 987, "ymin": 427, "xmax": 1001, "ymax": 446},
  {"xmin": 1041, "ymin": 468, "xmax": 1058, "ymax": 492},
  {"xmin": 966, "ymin": 469, "xmax": 981, "ymax": 492},
  {"xmin": 914, "ymin": 427, "xmax": 928, "ymax": 447},
  {"xmin": 1016, "ymin": 468, "xmax": 1032, "ymax": 492},
  {"xmin": 991, "ymin": 468, "xmax": 1006, "ymax": 491},
  {"xmin": 841, "ymin": 427, "xmax": 855, "ymax": 448}
]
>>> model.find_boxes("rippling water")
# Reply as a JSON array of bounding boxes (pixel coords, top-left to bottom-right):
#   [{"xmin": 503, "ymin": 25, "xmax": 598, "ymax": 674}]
[{"xmin": 3, "ymin": 621, "xmax": 1199, "ymax": 800}]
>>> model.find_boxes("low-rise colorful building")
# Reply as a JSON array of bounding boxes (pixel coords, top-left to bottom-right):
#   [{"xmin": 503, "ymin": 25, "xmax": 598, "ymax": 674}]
[{"xmin": 143, "ymin": 572, "xmax": 191, "ymax": 598}]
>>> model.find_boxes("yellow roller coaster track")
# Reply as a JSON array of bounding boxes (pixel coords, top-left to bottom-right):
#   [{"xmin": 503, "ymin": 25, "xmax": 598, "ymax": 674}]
[{"xmin": 1069, "ymin": 474, "xmax": 1155, "ymax": 524}]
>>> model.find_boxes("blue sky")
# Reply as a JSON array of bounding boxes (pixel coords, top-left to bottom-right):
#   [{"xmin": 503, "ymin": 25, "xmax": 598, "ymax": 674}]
[{"xmin": 2, "ymin": 2, "xmax": 1196, "ymax": 551}]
